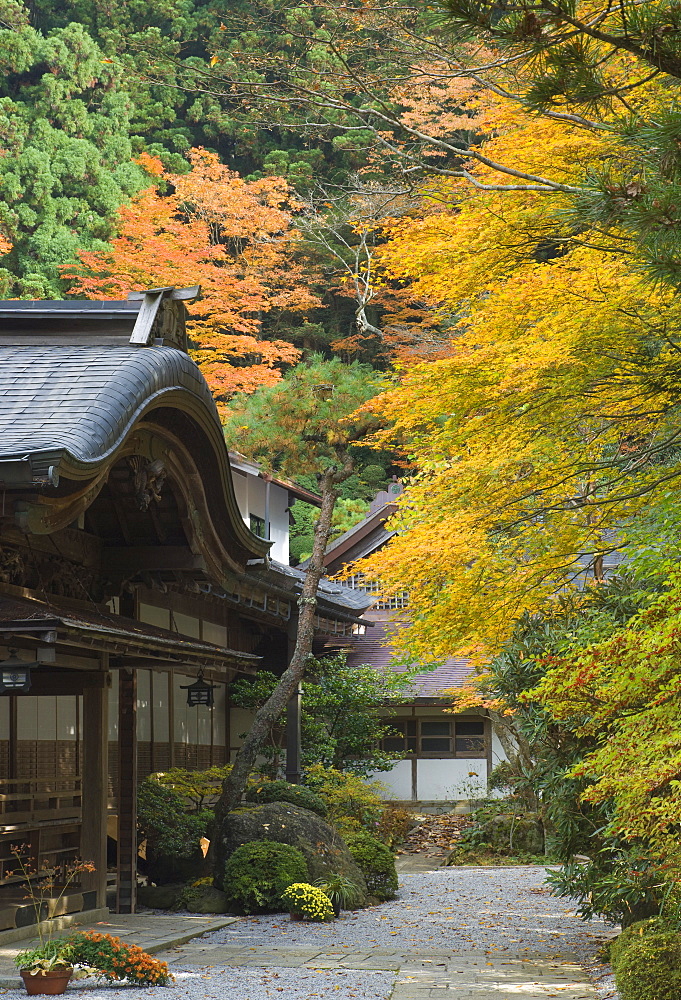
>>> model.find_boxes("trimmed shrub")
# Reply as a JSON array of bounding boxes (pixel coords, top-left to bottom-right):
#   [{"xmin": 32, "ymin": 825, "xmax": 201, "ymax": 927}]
[
  {"xmin": 223, "ymin": 840, "xmax": 309, "ymax": 913},
  {"xmin": 609, "ymin": 917, "xmax": 669, "ymax": 969},
  {"xmin": 615, "ymin": 931, "xmax": 681, "ymax": 1000},
  {"xmin": 245, "ymin": 780, "xmax": 328, "ymax": 817},
  {"xmin": 345, "ymin": 831, "xmax": 398, "ymax": 901}
]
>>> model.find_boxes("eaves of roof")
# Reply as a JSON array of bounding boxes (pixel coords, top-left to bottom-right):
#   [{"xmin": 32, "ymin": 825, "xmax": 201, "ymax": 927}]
[{"xmin": 0, "ymin": 593, "xmax": 260, "ymax": 670}]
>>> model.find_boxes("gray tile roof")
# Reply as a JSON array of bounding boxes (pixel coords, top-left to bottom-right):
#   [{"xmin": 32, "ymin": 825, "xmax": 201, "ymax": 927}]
[
  {"xmin": 0, "ymin": 345, "xmax": 219, "ymax": 480},
  {"xmin": 346, "ymin": 612, "xmax": 473, "ymax": 698}
]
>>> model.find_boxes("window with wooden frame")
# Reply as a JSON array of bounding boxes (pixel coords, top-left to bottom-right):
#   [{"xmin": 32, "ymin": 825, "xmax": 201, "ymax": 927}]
[{"xmin": 381, "ymin": 716, "xmax": 486, "ymax": 757}]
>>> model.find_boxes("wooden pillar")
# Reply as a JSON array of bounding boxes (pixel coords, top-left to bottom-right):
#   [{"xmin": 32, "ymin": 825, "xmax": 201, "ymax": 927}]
[
  {"xmin": 81, "ymin": 672, "xmax": 109, "ymax": 907},
  {"xmin": 285, "ymin": 684, "xmax": 302, "ymax": 784},
  {"xmin": 116, "ymin": 668, "xmax": 137, "ymax": 913}
]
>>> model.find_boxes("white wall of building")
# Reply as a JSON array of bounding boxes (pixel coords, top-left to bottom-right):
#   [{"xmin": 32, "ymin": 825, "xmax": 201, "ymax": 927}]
[
  {"xmin": 230, "ymin": 456, "xmax": 291, "ymax": 564},
  {"xmin": 374, "ymin": 759, "xmax": 412, "ymax": 800}
]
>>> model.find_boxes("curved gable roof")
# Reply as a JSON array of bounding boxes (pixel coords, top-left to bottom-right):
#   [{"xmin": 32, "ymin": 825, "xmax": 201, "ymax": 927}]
[{"xmin": 0, "ymin": 345, "xmax": 216, "ymax": 480}]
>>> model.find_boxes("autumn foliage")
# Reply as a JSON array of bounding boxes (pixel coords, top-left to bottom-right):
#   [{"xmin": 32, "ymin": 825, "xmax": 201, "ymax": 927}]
[{"xmin": 65, "ymin": 149, "xmax": 316, "ymax": 403}]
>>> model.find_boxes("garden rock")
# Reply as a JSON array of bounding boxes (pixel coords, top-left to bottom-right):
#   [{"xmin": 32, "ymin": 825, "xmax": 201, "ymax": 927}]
[
  {"xmin": 137, "ymin": 884, "xmax": 183, "ymax": 909},
  {"xmin": 478, "ymin": 811, "xmax": 544, "ymax": 854},
  {"xmin": 218, "ymin": 802, "xmax": 369, "ymax": 906},
  {"xmin": 181, "ymin": 885, "xmax": 231, "ymax": 914}
]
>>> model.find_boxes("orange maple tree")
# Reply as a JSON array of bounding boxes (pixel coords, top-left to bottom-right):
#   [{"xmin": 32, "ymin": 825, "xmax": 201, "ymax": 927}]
[{"xmin": 65, "ymin": 149, "xmax": 317, "ymax": 403}]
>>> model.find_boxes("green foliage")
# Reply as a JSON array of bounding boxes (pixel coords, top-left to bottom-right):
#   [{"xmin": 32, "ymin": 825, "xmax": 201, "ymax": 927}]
[
  {"xmin": 546, "ymin": 850, "xmax": 666, "ymax": 927},
  {"xmin": 0, "ymin": 4, "xmax": 148, "ymax": 296},
  {"xmin": 245, "ymin": 781, "xmax": 328, "ymax": 818},
  {"xmin": 222, "ymin": 356, "xmax": 384, "ymax": 483},
  {"xmin": 149, "ymin": 766, "xmax": 232, "ymax": 812},
  {"xmin": 609, "ymin": 917, "xmax": 671, "ymax": 970},
  {"xmin": 222, "ymin": 841, "xmax": 309, "ymax": 914},
  {"xmin": 304, "ymin": 765, "xmax": 385, "ymax": 836},
  {"xmin": 232, "ymin": 655, "xmax": 407, "ymax": 777},
  {"xmin": 15, "ymin": 939, "xmax": 74, "ymax": 972},
  {"xmin": 615, "ymin": 931, "xmax": 681, "ymax": 1000},
  {"xmin": 137, "ymin": 778, "xmax": 210, "ymax": 859},
  {"xmin": 344, "ymin": 831, "xmax": 398, "ymax": 902},
  {"xmin": 374, "ymin": 806, "xmax": 414, "ymax": 850},
  {"xmin": 312, "ymin": 873, "xmax": 364, "ymax": 910},
  {"xmin": 281, "ymin": 882, "xmax": 335, "ymax": 921}
]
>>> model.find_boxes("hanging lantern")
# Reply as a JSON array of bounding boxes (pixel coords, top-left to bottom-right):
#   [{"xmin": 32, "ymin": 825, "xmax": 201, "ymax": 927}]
[
  {"xmin": 0, "ymin": 649, "xmax": 35, "ymax": 694},
  {"xmin": 180, "ymin": 669, "xmax": 215, "ymax": 707}
]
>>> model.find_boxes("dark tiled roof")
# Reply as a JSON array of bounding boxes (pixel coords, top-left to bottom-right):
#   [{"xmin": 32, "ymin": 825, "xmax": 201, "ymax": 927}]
[
  {"xmin": 0, "ymin": 593, "xmax": 259, "ymax": 668},
  {"xmin": 0, "ymin": 345, "xmax": 218, "ymax": 480},
  {"xmin": 346, "ymin": 612, "xmax": 472, "ymax": 698},
  {"xmin": 267, "ymin": 560, "xmax": 374, "ymax": 614}
]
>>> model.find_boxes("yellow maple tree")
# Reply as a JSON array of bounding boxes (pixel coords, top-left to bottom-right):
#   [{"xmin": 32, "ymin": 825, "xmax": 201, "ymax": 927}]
[{"xmin": 355, "ymin": 63, "xmax": 681, "ymax": 660}]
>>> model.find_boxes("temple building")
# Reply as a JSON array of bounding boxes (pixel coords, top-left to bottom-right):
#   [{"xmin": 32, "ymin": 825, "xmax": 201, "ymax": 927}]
[
  {"xmin": 0, "ymin": 288, "xmax": 369, "ymax": 929},
  {"xmin": 321, "ymin": 485, "xmax": 506, "ymax": 805}
]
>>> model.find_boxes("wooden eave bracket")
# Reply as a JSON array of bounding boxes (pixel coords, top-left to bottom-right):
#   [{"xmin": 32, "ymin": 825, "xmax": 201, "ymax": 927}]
[{"xmin": 127, "ymin": 286, "xmax": 200, "ymax": 347}]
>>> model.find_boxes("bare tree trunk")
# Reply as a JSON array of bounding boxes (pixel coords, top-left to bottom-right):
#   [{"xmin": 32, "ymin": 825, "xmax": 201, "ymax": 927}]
[{"xmin": 211, "ymin": 470, "xmax": 340, "ymax": 877}]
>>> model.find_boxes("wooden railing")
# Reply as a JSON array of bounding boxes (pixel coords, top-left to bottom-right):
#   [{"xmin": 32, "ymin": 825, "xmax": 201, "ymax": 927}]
[{"xmin": 0, "ymin": 777, "xmax": 82, "ymax": 827}]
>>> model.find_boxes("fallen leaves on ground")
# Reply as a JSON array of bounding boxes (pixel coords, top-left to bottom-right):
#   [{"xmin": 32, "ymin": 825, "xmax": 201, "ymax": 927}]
[{"xmin": 397, "ymin": 812, "xmax": 473, "ymax": 855}]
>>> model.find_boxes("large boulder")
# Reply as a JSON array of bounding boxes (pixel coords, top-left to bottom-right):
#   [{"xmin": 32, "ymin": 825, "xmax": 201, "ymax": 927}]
[{"xmin": 217, "ymin": 802, "xmax": 369, "ymax": 906}]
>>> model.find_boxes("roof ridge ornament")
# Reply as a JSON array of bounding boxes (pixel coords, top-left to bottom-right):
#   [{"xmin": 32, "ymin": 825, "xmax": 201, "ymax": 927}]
[{"xmin": 127, "ymin": 286, "xmax": 200, "ymax": 351}]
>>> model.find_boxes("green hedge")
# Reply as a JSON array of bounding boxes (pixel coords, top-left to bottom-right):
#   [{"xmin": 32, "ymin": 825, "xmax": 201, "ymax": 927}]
[
  {"xmin": 615, "ymin": 931, "xmax": 681, "ymax": 1000},
  {"xmin": 345, "ymin": 831, "xmax": 398, "ymax": 901},
  {"xmin": 245, "ymin": 780, "xmax": 328, "ymax": 817},
  {"xmin": 223, "ymin": 840, "xmax": 309, "ymax": 913}
]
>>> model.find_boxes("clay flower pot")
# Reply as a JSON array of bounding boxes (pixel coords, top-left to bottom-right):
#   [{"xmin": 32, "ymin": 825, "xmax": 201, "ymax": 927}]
[
  {"xmin": 20, "ymin": 968, "xmax": 73, "ymax": 995},
  {"xmin": 289, "ymin": 911, "xmax": 304, "ymax": 921}
]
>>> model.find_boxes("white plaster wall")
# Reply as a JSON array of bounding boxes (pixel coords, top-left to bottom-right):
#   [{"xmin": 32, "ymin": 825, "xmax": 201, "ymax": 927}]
[
  {"xmin": 491, "ymin": 729, "xmax": 506, "ymax": 768},
  {"xmin": 137, "ymin": 670, "xmax": 152, "ymax": 742},
  {"xmin": 234, "ymin": 473, "xmax": 290, "ymax": 564},
  {"xmin": 232, "ymin": 472, "xmax": 249, "ymax": 522},
  {"xmin": 417, "ymin": 758, "xmax": 488, "ymax": 800},
  {"xmin": 370, "ymin": 760, "xmax": 412, "ymax": 800},
  {"xmin": 203, "ymin": 621, "xmax": 228, "ymax": 647},
  {"xmin": 151, "ymin": 672, "xmax": 170, "ymax": 743},
  {"xmin": 173, "ymin": 612, "xmax": 201, "ymax": 639},
  {"xmin": 139, "ymin": 603, "xmax": 170, "ymax": 630},
  {"xmin": 212, "ymin": 683, "xmax": 226, "ymax": 746}
]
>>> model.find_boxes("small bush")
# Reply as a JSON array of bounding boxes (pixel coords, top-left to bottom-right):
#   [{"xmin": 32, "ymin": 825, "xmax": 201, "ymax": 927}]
[
  {"xmin": 282, "ymin": 883, "xmax": 334, "ymax": 921},
  {"xmin": 304, "ymin": 765, "xmax": 384, "ymax": 835},
  {"xmin": 615, "ymin": 931, "xmax": 681, "ymax": 1000},
  {"xmin": 609, "ymin": 917, "xmax": 669, "ymax": 969},
  {"xmin": 149, "ymin": 766, "xmax": 232, "ymax": 811},
  {"xmin": 137, "ymin": 779, "xmax": 209, "ymax": 859},
  {"xmin": 245, "ymin": 780, "xmax": 328, "ymax": 817},
  {"xmin": 69, "ymin": 932, "xmax": 173, "ymax": 986},
  {"xmin": 345, "ymin": 831, "xmax": 398, "ymax": 901},
  {"xmin": 375, "ymin": 806, "xmax": 414, "ymax": 849},
  {"xmin": 223, "ymin": 841, "xmax": 309, "ymax": 913}
]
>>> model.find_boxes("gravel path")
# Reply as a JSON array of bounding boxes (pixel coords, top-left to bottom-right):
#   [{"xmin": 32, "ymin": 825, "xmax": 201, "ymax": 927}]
[{"xmin": 0, "ymin": 867, "xmax": 616, "ymax": 1000}]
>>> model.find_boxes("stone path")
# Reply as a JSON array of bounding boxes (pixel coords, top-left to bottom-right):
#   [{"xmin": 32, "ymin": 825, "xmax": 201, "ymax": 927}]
[
  {"xmin": 156, "ymin": 863, "xmax": 605, "ymax": 999},
  {"xmin": 0, "ymin": 864, "xmax": 610, "ymax": 998}
]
